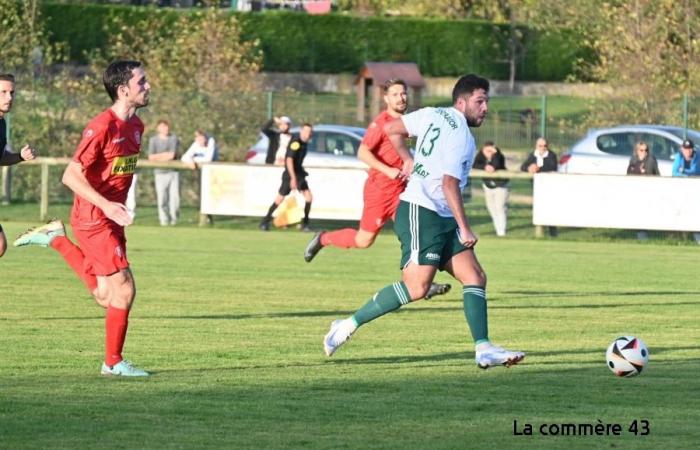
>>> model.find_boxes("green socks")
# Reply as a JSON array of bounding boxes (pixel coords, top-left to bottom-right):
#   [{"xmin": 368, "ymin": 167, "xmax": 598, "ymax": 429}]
[
  {"xmin": 351, "ymin": 282, "xmax": 411, "ymax": 327},
  {"xmin": 463, "ymin": 285, "xmax": 489, "ymax": 345}
]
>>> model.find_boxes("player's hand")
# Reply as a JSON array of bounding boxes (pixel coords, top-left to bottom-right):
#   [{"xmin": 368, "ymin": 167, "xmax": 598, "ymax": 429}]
[
  {"xmin": 528, "ymin": 163, "xmax": 538, "ymax": 174},
  {"xmin": 457, "ymin": 227, "xmax": 478, "ymax": 249},
  {"xmin": 20, "ymin": 145, "xmax": 36, "ymax": 161},
  {"xmin": 290, "ymin": 178, "xmax": 298, "ymax": 190},
  {"xmin": 103, "ymin": 202, "xmax": 133, "ymax": 227},
  {"xmin": 400, "ymin": 159, "xmax": 414, "ymax": 180},
  {"xmin": 385, "ymin": 167, "xmax": 402, "ymax": 180},
  {"xmin": 484, "ymin": 165, "xmax": 495, "ymax": 173}
]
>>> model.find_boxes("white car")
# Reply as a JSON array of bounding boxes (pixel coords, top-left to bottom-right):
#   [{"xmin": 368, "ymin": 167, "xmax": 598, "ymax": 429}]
[
  {"xmin": 245, "ymin": 124, "xmax": 367, "ymax": 169},
  {"xmin": 558, "ymin": 125, "xmax": 700, "ymax": 176}
]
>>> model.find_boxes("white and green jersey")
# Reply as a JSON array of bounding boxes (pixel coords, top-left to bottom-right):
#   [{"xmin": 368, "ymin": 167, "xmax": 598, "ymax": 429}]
[{"xmin": 399, "ymin": 106, "xmax": 476, "ymax": 217}]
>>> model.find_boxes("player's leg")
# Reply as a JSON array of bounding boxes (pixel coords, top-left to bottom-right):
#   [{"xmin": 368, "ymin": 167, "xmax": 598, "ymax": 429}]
[
  {"xmin": 154, "ymin": 172, "xmax": 169, "ymax": 226},
  {"xmin": 443, "ymin": 248, "xmax": 524, "ymax": 369},
  {"xmin": 0, "ymin": 224, "xmax": 6, "ymax": 257},
  {"xmin": 323, "ymin": 201, "xmax": 441, "ymax": 356},
  {"xmin": 305, "ymin": 181, "xmax": 388, "ymax": 261},
  {"xmin": 14, "ymin": 219, "xmax": 98, "ymax": 293},
  {"xmin": 300, "ymin": 180, "xmax": 313, "ymax": 231},
  {"xmin": 260, "ymin": 176, "xmax": 289, "ymax": 231},
  {"xmin": 169, "ymin": 172, "xmax": 180, "ymax": 225}
]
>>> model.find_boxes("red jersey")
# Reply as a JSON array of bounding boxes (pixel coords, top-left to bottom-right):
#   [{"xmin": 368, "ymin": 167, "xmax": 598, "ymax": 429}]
[
  {"xmin": 70, "ymin": 108, "xmax": 144, "ymax": 227},
  {"xmin": 361, "ymin": 110, "xmax": 406, "ymax": 192}
]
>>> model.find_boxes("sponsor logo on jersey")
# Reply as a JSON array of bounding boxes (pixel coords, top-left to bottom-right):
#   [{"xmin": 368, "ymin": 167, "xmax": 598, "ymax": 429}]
[
  {"xmin": 85, "ymin": 129, "xmax": 94, "ymax": 139},
  {"xmin": 290, "ymin": 141, "xmax": 301, "ymax": 151},
  {"xmin": 111, "ymin": 155, "xmax": 138, "ymax": 175},
  {"xmin": 412, "ymin": 162, "xmax": 430, "ymax": 178},
  {"xmin": 426, "ymin": 252, "xmax": 440, "ymax": 261},
  {"xmin": 436, "ymin": 108, "xmax": 458, "ymax": 130},
  {"xmin": 112, "ymin": 137, "xmax": 126, "ymax": 144}
]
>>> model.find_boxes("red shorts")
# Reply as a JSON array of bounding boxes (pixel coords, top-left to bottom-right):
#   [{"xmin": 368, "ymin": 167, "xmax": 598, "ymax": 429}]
[
  {"xmin": 72, "ymin": 222, "xmax": 129, "ymax": 276},
  {"xmin": 359, "ymin": 179, "xmax": 403, "ymax": 233}
]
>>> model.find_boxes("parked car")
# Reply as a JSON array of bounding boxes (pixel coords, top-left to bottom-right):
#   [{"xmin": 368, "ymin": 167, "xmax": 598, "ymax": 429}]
[
  {"xmin": 245, "ymin": 124, "xmax": 367, "ymax": 169},
  {"xmin": 558, "ymin": 125, "xmax": 700, "ymax": 176}
]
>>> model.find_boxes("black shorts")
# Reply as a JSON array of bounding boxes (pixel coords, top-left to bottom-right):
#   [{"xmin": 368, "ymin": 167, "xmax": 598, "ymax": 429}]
[{"xmin": 278, "ymin": 174, "xmax": 309, "ymax": 196}]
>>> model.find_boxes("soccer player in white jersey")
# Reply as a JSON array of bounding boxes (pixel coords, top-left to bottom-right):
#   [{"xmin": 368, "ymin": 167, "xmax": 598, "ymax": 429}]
[{"xmin": 323, "ymin": 74, "xmax": 524, "ymax": 369}]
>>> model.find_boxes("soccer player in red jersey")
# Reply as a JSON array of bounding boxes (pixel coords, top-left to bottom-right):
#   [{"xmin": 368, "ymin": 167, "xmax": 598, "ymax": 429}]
[
  {"xmin": 303, "ymin": 78, "xmax": 450, "ymax": 299},
  {"xmin": 14, "ymin": 61, "xmax": 151, "ymax": 377}
]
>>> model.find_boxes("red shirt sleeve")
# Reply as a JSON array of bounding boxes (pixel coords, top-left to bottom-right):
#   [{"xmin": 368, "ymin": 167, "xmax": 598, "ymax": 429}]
[
  {"xmin": 361, "ymin": 120, "xmax": 383, "ymax": 153},
  {"xmin": 73, "ymin": 123, "xmax": 108, "ymax": 168}
]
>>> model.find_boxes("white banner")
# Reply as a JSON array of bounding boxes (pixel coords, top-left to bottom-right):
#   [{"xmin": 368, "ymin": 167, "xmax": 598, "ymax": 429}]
[
  {"xmin": 200, "ymin": 163, "xmax": 368, "ymax": 220},
  {"xmin": 533, "ymin": 173, "xmax": 700, "ymax": 231}
]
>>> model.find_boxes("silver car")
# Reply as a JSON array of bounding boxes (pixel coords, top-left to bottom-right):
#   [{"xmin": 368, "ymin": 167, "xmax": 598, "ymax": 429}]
[
  {"xmin": 245, "ymin": 124, "xmax": 367, "ymax": 169},
  {"xmin": 558, "ymin": 125, "xmax": 700, "ymax": 176}
]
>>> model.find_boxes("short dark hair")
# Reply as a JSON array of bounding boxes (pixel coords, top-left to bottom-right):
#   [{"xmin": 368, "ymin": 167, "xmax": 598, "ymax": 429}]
[
  {"xmin": 383, "ymin": 78, "xmax": 407, "ymax": 93},
  {"xmin": 301, "ymin": 123, "xmax": 313, "ymax": 129},
  {"xmin": 103, "ymin": 60, "xmax": 142, "ymax": 102},
  {"xmin": 452, "ymin": 74, "xmax": 489, "ymax": 104},
  {"xmin": 157, "ymin": 119, "xmax": 170, "ymax": 126},
  {"xmin": 0, "ymin": 73, "xmax": 16, "ymax": 83}
]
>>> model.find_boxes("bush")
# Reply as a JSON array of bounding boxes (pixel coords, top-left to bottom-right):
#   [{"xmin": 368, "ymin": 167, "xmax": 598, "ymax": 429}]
[{"xmin": 40, "ymin": 3, "xmax": 590, "ymax": 80}]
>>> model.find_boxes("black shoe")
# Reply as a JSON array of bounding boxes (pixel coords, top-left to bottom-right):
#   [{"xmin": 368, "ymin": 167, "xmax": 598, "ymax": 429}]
[
  {"xmin": 304, "ymin": 231, "xmax": 325, "ymax": 262},
  {"xmin": 424, "ymin": 283, "xmax": 451, "ymax": 300},
  {"xmin": 259, "ymin": 221, "xmax": 270, "ymax": 231}
]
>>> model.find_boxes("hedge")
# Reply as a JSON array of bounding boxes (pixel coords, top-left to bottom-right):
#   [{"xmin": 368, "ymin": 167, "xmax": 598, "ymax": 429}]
[{"xmin": 40, "ymin": 3, "xmax": 590, "ymax": 81}]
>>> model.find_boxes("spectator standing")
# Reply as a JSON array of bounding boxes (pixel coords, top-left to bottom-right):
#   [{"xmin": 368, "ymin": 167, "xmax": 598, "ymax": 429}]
[
  {"xmin": 148, "ymin": 119, "xmax": 180, "ymax": 226},
  {"xmin": 472, "ymin": 141, "xmax": 509, "ymax": 237},
  {"xmin": 521, "ymin": 137, "xmax": 558, "ymax": 236},
  {"xmin": 181, "ymin": 129, "xmax": 217, "ymax": 168},
  {"xmin": 627, "ymin": 140, "xmax": 659, "ymax": 175},
  {"xmin": 626, "ymin": 141, "xmax": 659, "ymax": 240},
  {"xmin": 262, "ymin": 116, "xmax": 293, "ymax": 165},
  {"xmin": 671, "ymin": 139, "xmax": 700, "ymax": 177},
  {"xmin": 671, "ymin": 139, "xmax": 700, "ymax": 243}
]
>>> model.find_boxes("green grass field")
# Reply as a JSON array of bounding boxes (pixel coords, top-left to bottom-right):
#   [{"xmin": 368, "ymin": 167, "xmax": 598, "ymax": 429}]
[{"xmin": 1, "ymin": 205, "xmax": 699, "ymax": 449}]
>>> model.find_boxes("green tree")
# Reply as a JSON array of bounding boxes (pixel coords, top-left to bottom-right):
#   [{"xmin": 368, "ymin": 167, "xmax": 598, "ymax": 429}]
[{"xmin": 92, "ymin": 5, "xmax": 263, "ymax": 161}]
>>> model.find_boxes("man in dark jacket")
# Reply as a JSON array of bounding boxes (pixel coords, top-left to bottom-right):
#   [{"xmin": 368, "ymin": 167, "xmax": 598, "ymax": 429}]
[
  {"xmin": 262, "ymin": 116, "xmax": 293, "ymax": 165},
  {"xmin": 521, "ymin": 137, "xmax": 558, "ymax": 173}
]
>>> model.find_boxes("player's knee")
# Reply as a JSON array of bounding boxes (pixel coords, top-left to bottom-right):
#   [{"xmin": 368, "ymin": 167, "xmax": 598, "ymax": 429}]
[
  {"xmin": 403, "ymin": 279, "xmax": 431, "ymax": 300},
  {"xmin": 458, "ymin": 270, "xmax": 486, "ymax": 287},
  {"xmin": 355, "ymin": 235, "xmax": 375, "ymax": 249}
]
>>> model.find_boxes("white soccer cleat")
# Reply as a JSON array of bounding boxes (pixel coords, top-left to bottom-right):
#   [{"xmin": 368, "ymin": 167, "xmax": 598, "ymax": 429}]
[
  {"xmin": 475, "ymin": 344, "xmax": 525, "ymax": 369},
  {"xmin": 13, "ymin": 218, "xmax": 66, "ymax": 247},
  {"xmin": 323, "ymin": 319, "xmax": 355, "ymax": 357},
  {"xmin": 101, "ymin": 360, "xmax": 150, "ymax": 377}
]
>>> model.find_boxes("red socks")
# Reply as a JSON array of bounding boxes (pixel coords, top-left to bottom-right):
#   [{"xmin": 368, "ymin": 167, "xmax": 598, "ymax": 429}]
[
  {"xmin": 105, "ymin": 306, "xmax": 130, "ymax": 366},
  {"xmin": 320, "ymin": 228, "xmax": 358, "ymax": 249},
  {"xmin": 50, "ymin": 236, "xmax": 98, "ymax": 292}
]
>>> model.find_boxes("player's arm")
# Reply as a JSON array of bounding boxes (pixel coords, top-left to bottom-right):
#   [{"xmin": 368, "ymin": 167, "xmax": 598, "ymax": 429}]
[
  {"xmin": 0, "ymin": 144, "xmax": 36, "ymax": 166},
  {"xmin": 148, "ymin": 151, "xmax": 175, "ymax": 162},
  {"xmin": 62, "ymin": 161, "xmax": 133, "ymax": 226},
  {"xmin": 357, "ymin": 143, "xmax": 402, "ymax": 180},
  {"xmin": 384, "ymin": 118, "xmax": 413, "ymax": 178},
  {"xmin": 443, "ymin": 174, "xmax": 477, "ymax": 248}
]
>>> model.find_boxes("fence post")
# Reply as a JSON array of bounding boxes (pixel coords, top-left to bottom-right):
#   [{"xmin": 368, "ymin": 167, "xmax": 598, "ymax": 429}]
[
  {"xmin": 540, "ymin": 94, "xmax": 547, "ymax": 139},
  {"xmin": 266, "ymin": 91, "xmax": 273, "ymax": 119},
  {"xmin": 40, "ymin": 161, "xmax": 49, "ymax": 221},
  {"xmin": 1, "ymin": 166, "xmax": 10, "ymax": 205},
  {"xmin": 2, "ymin": 113, "xmax": 11, "ymax": 205},
  {"xmin": 683, "ymin": 93, "xmax": 689, "ymax": 138}
]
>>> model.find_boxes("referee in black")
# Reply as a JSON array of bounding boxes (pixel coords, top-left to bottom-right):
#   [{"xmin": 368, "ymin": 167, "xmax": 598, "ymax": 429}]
[{"xmin": 260, "ymin": 123, "xmax": 314, "ymax": 232}]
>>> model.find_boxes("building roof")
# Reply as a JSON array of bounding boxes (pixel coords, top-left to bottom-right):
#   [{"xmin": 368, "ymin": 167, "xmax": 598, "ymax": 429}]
[{"xmin": 356, "ymin": 62, "xmax": 425, "ymax": 88}]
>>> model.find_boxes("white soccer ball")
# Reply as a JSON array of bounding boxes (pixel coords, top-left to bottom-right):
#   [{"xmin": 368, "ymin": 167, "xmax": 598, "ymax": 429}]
[{"xmin": 606, "ymin": 336, "xmax": 649, "ymax": 377}]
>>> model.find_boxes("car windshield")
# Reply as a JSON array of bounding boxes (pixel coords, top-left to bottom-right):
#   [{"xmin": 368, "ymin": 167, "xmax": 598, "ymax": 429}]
[{"xmin": 661, "ymin": 128, "xmax": 700, "ymax": 148}]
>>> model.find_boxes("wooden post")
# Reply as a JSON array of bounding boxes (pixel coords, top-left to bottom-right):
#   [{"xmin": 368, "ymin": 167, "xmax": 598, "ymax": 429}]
[
  {"xmin": 1, "ymin": 166, "xmax": 10, "ymax": 205},
  {"xmin": 40, "ymin": 162, "xmax": 49, "ymax": 221}
]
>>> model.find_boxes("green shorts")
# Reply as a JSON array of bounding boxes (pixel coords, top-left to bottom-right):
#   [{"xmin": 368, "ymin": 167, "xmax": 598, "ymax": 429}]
[{"xmin": 394, "ymin": 200, "xmax": 468, "ymax": 270}]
